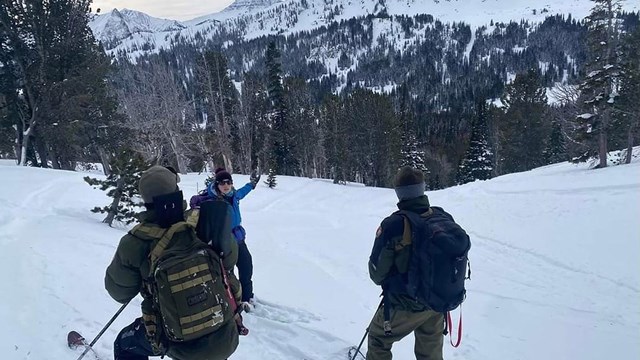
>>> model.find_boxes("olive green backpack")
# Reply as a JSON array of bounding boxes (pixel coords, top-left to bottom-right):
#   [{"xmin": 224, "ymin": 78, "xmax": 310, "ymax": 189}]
[{"xmin": 132, "ymin": 192, "xmax": 234, "ymax": 349}]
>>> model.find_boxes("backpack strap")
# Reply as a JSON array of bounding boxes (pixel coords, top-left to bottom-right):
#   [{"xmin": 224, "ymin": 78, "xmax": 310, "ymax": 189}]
[
  {"xmin": 130, "ymin": 223, "xmax": 167, "ymax": 240},
  {"xmin": 395, "ymin": 208, "xmax": 434, "ymax": 250},
  {"xmin": 445, "ymin": 307, "xmax": 463, "ymax": 347},
  {"xmin": 396, "ymin": 217, "xmax": 413, "ymax": 251},
  {"xmin": 383, "ymin": 208, "xmax": 435, "ymax": 335},
  {"xmin": 148, "ymin": 222, "xmax": 190, "ymax": 272},
  {"xmin": 185, "ymin": 209, "xmax": 200, "ymax": 227}
]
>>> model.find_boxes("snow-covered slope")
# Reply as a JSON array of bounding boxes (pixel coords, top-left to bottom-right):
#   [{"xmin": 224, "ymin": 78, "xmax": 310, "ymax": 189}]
[
  {"xmin": 1, "ymin": 152, "xmax": 639, "ymax": 359},
  {"xmin": 90, "ymin": 0, "xmax": 639, "ymax": 57},
  {"xmin": 223, "ymin": 0, "xmax": 283, "ymax": 12},
  {"xmin": 90, "ymin": 8, "xmax": 185, "ymax": 44}
]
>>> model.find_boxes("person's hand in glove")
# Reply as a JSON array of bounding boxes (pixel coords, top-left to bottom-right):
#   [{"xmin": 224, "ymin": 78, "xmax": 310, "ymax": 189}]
[{"xmin": 250, "ymin": 170, "xmax": 261, "ymax": 189}]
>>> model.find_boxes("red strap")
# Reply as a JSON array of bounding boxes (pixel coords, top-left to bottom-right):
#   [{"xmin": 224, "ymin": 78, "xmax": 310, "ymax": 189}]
[
  {"xmin": 446, "ymin": 308, "xmax": 463, "ymax": 348},
  {"xmin": 220, "ymin": 262, "xmax": 238, "ymax": 312},
  {"xmin": 220, "ymin": 261, "xmax": 249, "ymax": 336}
]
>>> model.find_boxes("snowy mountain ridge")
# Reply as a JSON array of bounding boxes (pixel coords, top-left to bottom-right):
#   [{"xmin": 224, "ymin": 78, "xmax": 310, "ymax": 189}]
[
  {"xmin": 90, "ymin": 8, "xmax": 185, "ymax": 45},
  {"xmin": 223, "ymin": 0, "xmax": 284, "ymax": 12},
  {"xmin": 89, "ymin": 0, "xmax": 639, "ymax": 58}
]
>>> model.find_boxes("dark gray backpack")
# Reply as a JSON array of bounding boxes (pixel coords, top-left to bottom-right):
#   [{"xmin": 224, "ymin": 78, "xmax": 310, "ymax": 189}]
[{"xmin": 397, "ymin": 207, "xmax": 471, "ymax": 313}]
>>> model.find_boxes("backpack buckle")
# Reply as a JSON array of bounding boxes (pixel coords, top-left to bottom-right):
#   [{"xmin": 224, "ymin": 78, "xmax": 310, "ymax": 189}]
[{"xmin": 383, "ymin": 320, "xmax": 392, "ymax": 336}]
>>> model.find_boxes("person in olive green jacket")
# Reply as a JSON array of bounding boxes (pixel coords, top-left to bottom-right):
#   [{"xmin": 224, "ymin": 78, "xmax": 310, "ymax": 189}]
[
  {"xmin": 105, "ymin": 165, "xmax": 240, "ymax": 360},
  {"xmin": 366, "ymin": 166, "xmax": 444, "ymax": 360}
]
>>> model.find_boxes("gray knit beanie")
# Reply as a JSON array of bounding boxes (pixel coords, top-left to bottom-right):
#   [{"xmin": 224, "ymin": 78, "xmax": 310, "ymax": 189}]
[{"xmin": 139, "ymin": 165, "xmax": 179, "ymax": 204}]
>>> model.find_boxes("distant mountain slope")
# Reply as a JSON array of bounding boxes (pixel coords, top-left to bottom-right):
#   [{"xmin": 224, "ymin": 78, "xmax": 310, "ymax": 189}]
[
  {"xmin": 89, "ymin": 0, "xmax": 639, "ymax": 57},
  {"xmin": 90, "ymin": 8, "xmax": 185, "ymax": 43}
]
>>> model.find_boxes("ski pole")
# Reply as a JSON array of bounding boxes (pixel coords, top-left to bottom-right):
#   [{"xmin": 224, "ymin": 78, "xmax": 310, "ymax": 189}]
[
  {"xmin": 351, "ymin": 298, "xmax": 384, "ymax": 360},
  {"xmin": 76, "ymin": 300, "xmax": 131, "ymax": 360},
  {"xmin": 350, "ymin": 327, "xmax": 369, "ymax": 360}
]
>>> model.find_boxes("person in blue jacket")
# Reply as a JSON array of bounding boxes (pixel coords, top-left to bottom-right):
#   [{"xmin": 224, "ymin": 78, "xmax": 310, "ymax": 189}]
[{"xmin": 192, "ymin": 167, "xmax": 260, "ymax": 309}]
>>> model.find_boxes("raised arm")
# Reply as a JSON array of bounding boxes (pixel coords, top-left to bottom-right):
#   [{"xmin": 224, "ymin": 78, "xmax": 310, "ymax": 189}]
[{"xmin": 235, "ymin": 182, "xmax": 254, "ymax": 200}]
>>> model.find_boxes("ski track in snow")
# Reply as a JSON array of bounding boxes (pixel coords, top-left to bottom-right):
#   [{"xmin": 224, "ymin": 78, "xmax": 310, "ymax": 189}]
[
  {"xmin": 472, "ymin": 230, "xmax": 639, "ymax": 295},
  {"xmin": 249, "ymin": 299, "xmax": 323, "ymax": 324}
]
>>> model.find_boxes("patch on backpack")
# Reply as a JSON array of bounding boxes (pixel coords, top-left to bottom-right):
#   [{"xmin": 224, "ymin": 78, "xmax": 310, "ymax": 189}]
[{"xmin": 187, "ymin": 290, "xmax": 208, "ymax": 306}]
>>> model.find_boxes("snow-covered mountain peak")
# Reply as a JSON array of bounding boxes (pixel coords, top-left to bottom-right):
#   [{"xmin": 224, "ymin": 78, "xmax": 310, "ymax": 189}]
[
  {"xmin": 89, "ymin": 0, "xmax": 638, "ymax": 58},
  {"xmin": 225, "ymin": 0, "xmax": 286, "ymax": 12},
  {"xmin": 90, "ymin": 8, "xmax": 186, "ymax": 45}
]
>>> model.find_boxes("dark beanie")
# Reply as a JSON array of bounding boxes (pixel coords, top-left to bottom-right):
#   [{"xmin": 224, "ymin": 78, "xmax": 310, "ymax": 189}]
[
  {"xmin": 214, "ymin": 168, "xmax": 232, "ymax": 184},
  {"xmin": 394, "ymin": 166, "xmax": 425, "ymax": 200},
  {"xmin": 139, "ymin": 165, "xmax": 179, "ymax": 204}
]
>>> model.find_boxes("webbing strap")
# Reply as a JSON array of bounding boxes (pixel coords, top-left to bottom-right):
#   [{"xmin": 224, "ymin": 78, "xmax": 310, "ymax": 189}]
[
  {"xmin": 446, "ymin": 307, "xmax": 463, "ymax": 348},
  {"xmin": 182, "ymin": 315, "xmax": 224, "ymax": 335},
  {"xmin": 395, "ymin": 208, "xmax": 434, "ymax": 250},
  {"xmin": 149, "ymin": 222, "xmax": 189, "ymax": 269},
  {"xmin": 168, "ymin": 264, "xmax": 209, "ymax": 282},
  {"xmin": 132, "ymin": 223, "xmax": 167, "ymax": 239},
  {"xmin": 185, "ymin": 209, "xmax": 200, "ymax": 227},
  {"xmin": 220, "ymin": 264, "xmax": 237, "ymax": 313},
  {"xmin": 397, "ymin": 217, "xmax": 412, "ymax": 250},
  {"xmin": 383, "ymin": 294, "xmax": 392, "ymax": 336},
  {"xmin": 142, "ymin": 314, "xmax": 157, "ymax": 333},
  {"xmin": 421, "ymin": 208, "xmax": 434, "ymax": 218},
  {"xmin": 170, "ymin": 274, "xmax": 213, "ymax": 293},
  {"xmin": 219, "ymin": 260, "xmax": 249, "ymax": 336},
  {"xmin": 179, "ymin": 305, "xmax": 222, "ymax": 325}
]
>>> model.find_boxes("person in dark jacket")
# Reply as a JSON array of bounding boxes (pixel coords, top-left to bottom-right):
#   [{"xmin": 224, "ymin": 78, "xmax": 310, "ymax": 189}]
[
  {"xmin": 105, "ymin": 165, "xmax": 240, "ymax": 360},
  {"xmin": 191, "ymin": 168, "xmax": 260, "ymax": 308},
  {"xmin": 366, "ymin": 166, "xmax": 444, "ymax": 360}
]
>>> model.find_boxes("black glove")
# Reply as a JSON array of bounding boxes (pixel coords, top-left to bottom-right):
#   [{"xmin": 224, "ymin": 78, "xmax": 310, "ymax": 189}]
[{"xmin": 250, "ymin": 171, "xmax": 261, "ymax": 189}]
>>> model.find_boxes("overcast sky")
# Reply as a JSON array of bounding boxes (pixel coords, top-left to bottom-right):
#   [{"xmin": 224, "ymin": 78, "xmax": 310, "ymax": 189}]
[{"xmin": 91, "ymin": 0, "xmax": 235, "ymax": 20}]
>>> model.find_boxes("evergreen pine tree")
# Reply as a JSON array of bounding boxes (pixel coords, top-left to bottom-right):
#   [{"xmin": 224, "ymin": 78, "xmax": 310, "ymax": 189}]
[
  {"xmin": 398, "ymin": 85, "xmax": 429, "ymax": 175},
  {"xmin": 617, "ymin": 26, "xmax": 640, "ymax": 164},
  {"xmin": 500, "ymin": 69, "xmax": 549, "ymax": 173},
  {"xmin": 429, "ymin": 174, "xmax": 442, "ymax": 190},
  {"xmin": 0, "ymin": 0, "xmax": 110, "ymax": 167},
  {"xmin": 238, "ymin": 71, "xmax": 270, "ymax": 173},
  {"xmin": 204, "ymin": 175, "xmax": 215, "ymax": 189},
  {"xmin": 264, "ymin": 168, "xmax": 277, "ymax": 189},
  {"xmin": 84, "ymin": 149, "xmax": 148, "ymax": 226},
  {"xmin": 322, "ymin": 95, "xmax": 349, "ymax": 184},
  {"xmin": 284, "ymin": 77, "xmax": 322, "ymax": 178},
  {"xmin": 542, "ymin": 121, "xmax": 568, "ymax": 164},
  {"xmin": 573, "ymin": 0, "xmax": 624, "ymax": 168},
  {"xmin": 265, "ymin": 41, "xmax": 297, "ymax": 175},
  {"xmin": 457, "ymin": 101, "xmax": 494, "ymax": 184},
  {"xmin": 400, "ymin": 132, "xmax": 428, "ymax": 173}
]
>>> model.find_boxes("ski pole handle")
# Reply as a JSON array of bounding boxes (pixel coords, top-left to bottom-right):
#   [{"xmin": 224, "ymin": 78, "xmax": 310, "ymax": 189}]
[{"xmin": 76, "ymin": 300, "xmax": 131, "ymax": 360}]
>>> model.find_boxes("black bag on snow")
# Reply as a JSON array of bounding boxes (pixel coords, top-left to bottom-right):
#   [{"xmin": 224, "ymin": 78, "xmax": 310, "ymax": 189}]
[{"xmin": 397, "ymin": 207, "xmax": 471, "ymax": 313}]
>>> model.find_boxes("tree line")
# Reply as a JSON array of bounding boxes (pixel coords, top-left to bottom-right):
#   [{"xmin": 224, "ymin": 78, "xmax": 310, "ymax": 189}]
[{"xmin": 1, "ymin": 0, "xmax": 638, "ymax": 193}]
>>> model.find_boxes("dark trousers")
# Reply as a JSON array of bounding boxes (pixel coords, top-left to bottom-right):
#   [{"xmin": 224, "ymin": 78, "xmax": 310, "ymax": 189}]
[
  {"xmin": 367, "ymin": 307, "xmax": 444, "ymax": 360},
  {"xmin": 237, "ymin": 241, "xmax": 254, "ymax": 302},
  {"xmin": 113, "ymin": 318, "xmax": 156, "ymax": 360}
]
